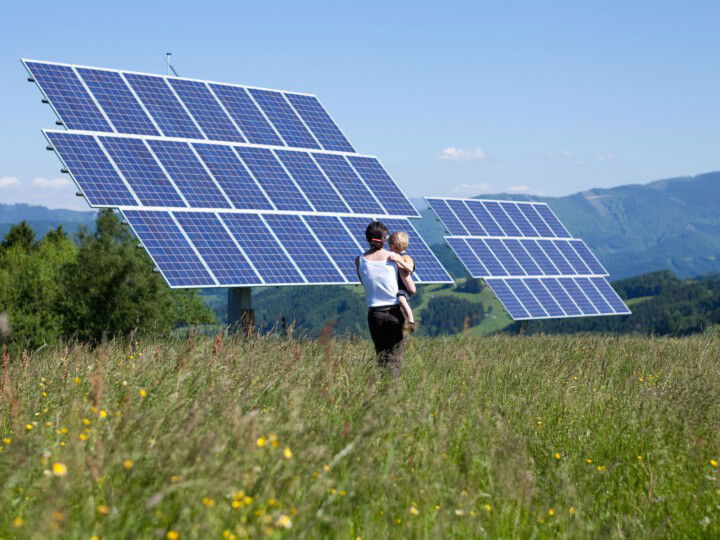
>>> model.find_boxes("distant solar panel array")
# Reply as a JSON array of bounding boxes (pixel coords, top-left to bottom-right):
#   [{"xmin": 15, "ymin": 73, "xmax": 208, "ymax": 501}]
[
  {"xmin": 25, "ymin": 59, "xmax": 452, "ymax": 287},
  {"xmin": 427, "ymin": 197, "xmax": 631, "ymax": 320}
]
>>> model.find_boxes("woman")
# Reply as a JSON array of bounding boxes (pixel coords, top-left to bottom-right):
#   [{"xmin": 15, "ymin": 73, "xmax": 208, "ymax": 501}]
[{"xmin": 355, "ymin": 221, "xmax": 416, "ymax": 376}]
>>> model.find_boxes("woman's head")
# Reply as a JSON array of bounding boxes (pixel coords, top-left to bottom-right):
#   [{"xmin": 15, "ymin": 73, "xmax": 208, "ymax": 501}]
[{"xmin": 365, "ymin": 221, "xmax": 389, "ymax": 251}]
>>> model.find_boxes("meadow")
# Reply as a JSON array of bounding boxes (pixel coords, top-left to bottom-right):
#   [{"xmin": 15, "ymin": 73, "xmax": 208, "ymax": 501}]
[{"xmin": 1, "ymin": 333, "xmax": 719, "ymax": 538}]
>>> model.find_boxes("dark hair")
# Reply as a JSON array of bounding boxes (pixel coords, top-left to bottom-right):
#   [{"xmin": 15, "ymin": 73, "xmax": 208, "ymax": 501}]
[{"xmin": 365, "ymin": 221, "xmax": 388, "ymax": 252}]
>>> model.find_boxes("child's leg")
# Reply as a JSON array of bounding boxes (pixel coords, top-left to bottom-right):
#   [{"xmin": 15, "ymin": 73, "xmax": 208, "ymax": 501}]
[{"xmin": 397, "ymin": 294, "xmax": 414, "ymax": 323}]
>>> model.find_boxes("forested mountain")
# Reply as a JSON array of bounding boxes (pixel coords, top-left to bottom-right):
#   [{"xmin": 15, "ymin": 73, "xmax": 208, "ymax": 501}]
[{"xmin": 0, "ymin": 203, "xmax": 96, "ymax": 238}]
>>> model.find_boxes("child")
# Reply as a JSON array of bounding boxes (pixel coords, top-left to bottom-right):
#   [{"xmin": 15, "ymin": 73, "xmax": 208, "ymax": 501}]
[{"xmin": 388, "ymin": 231, "xmax": 417, "ymax": 334}]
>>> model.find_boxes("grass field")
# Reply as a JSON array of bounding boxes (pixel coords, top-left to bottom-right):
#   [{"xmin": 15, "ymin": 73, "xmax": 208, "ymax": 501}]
[{"xmin": 1, "ymin": 333, "xmax": 719, "ymax": 538}]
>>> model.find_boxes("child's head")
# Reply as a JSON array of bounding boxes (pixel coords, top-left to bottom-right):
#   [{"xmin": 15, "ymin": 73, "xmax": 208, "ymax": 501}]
[{"xmin": 388, "ymin": 231, "xmax": 410, "ymax": 253}]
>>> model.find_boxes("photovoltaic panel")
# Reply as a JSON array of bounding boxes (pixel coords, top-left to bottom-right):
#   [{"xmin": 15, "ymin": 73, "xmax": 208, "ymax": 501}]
[
  {"xmin": 209, "ymin": 84, "xmax": 284, "ymax": 146},
  {"xmin": 98, "ymin": 136, "xmax": 186, "ymax": 207},
  {"xmin": 347, "ymin": 156, "xmax": 419, "ymax": 217},
  {"xmin": 123, "ymin": 73, "xmax": 204, "ymax": 139},
  {"xmin": 274, "ymin": 150, "xmax": 350, "ymax": 213},
  {"xmin": 146, "ymin": 140, "xmax": 231, "ymax": 209},
  {"xmin": 427, "ymin": 196, "xmax": 630, "ymax": 320},
  {"xmin": 499, "ymin": 202, "xmax": 538, "ymax": 237},
  {"xmin": 263, "ymin": 214, "xmax": 344, "ymax": 283},
  {"xmin": 24, "ymin": 61, "xmax": 112, "ymax": 132},
  {"xmin": 312, "ymin": 154, "xmax": 384, "ymax": 214},
  {"xmin": 45, "ymin": 132, "xmax": 137, "ymax": 206},
  {"xmin": 192, "ymin": 143, "xmax": 273, "ymax": 210},
  {"xmin": 122, "ymin": 210, "xmax": 215, "ymax": 287},
  {"xmin": 465, "ymin": 200, "xmax": 505, "ymax": 236},
  {"xmin": 76, "ymin": 68, "xmax": 159, "ymax": 135},
  {"xmin": 220, "ymin": 213, "xmax": 304, "ymax": 284},
  {"xmin": 234, "ymin": 147, "xmax": 312, "ymax": 211},
  {"xmin": 284, "ymin": 93, "xmax": 355, "ymax": 152},
  {"xmin": 248, "ymin": 88, "xmax": 320, "ymax": 149},
  {"xmin": 173, "ymin": 212, "xmax": 261, "ymax": 285},
  {"xmin": 426, "ymin": 199, "xmax": 469, "ymax": 235},
  {"xmin": 301, "ymin": 215, "xmax": 362, "ymax": 281},
  {"xmin": 167, "ymin": 78, "xmax": 245, "ymax": 142},
  {"xmin": 445, "ymin": 200, "xmax": 486, "ymax": 235}
]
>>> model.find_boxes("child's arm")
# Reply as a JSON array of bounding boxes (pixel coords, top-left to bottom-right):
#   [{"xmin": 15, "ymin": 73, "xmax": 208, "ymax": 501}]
[{"xmin": 388, "ymin": 252, "xmax": 414, "ymax": 273}]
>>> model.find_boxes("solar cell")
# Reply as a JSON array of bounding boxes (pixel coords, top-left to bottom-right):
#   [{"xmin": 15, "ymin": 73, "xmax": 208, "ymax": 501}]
[
  {"xmin": 426, "ymin": 199, "xmax": 469, "ymax": 235},
  {"xmin": 312, "ymin": 154, "xmax": 383, "ymax": 214},
  {"xmin": 534, "ymin": 204, "xmax": 571, "ymax": 238},
  {"xmin": 99, "ymin": 137, "xmax": 186, "ymax": 207},
  {"xmin": 274, "ymin": 150, "xmax": 350, "ymax": 212},
  {"xmin": 302, "ymin": 215, "xmax": 363, "ymax": 281},
  {"xmin": 45, "ymin": 132, "xmax": 137, "ymax": 206},
  {"xmin": 122, "ymin": 210, "xmax": 215, "ymax": 287},
  {"xmin": 503, "ymin": 239, "xmax": 542, "ymax": 275},
  {"xmin": 464, "ymin": 200, "xmax": 505, "ymax": 236},
  {"xmin": 484, "ymin": 238, "xmax": 525, "ymax": 275},
  {"xmin": 446, "ymin": 238, "xmax": 487, "ymax": 276},
  {"xmin": 465, "ymin": 238, "xmax": 507, "ymax": 276},
  {"xmin": 234, "ymin": 147, "xmax": 312, "ymax": 211},
  {"xmin": 482, "ymin": 201, "xmax": 521, "ymax": 236},
  {"xmin": 192, "ymin": 143, "xmax": 273, "ymax": 210},
  {"xmin": 541, "ymin": 278, "xmax": 582, "ymax": 316},
  {"xmin": 499, "ymin": 202, "xmax": 538, "ymax": 237},
  {"xmin": 346, "ymin": 156, "xmax": 418, "ymax": 217},
  {"xmin": 76, "ymin": 68, "xmax": 159, "ymax": 135},
  {"xmin": 519, "ymin": 239, "xmax": 560, "ymax": 275},
  {"xmin": 570, "ymin": 240, "xmax": 607, "ymax": 275},
  {"xmin": 124, "ymin": 73, "xmax": 204, "ymax": 139},
  {"xmin": 284, "ymin": 93, "xmax": 355, "ymax": 152},
  {"xmin": 536, "ymin": 239, "xmax": 575, "ymax": 275},
  {"xmin": 168, "ymin": 78, "xmax": 245, "ymax": 142},
  {"xmin": 173, "ymin": 212, "xmax": 261, "ymax": 285},
  {"xmin": 25, "ymin": 61, "xmax": 112, "ymax": 132},
  {"xmin": 517, "ymin": 203, "xmax": 554, "ymax": 237},
  {"xmin": 445, "ymin": 200, "xmax": 486, "ymax": 235},
  {"xmin": 484, "ymin": 279, "xmax": 530, "ymax": 319},
  {"xmin": 248, "ymin": 89, "xmax": 320, "ymax": 149},
  {"xmin": 558, "ymin": 278, "xmax": 598, "ymax": 315},
  {"xmin": 506, "ymin": 279, "xmax": 547, "ymax": 318},
  {"xmin": 524, "ymin": 278, "xmax": 565, "ymax": 317},
  {"xmin": 146, "ymin": 140, "xmax": 231, "ymax": 209},
  {"xmin": 590, "ymin": 277, "xmax": 631, "ymax": 314},
  {"xmin": 210, "ymin": 84, "xmax": 284, "ymax": 146},
  {"xmin": 554, "ymin": 240, "xmax": 592, "ymax": 275},
  {"xmin": 575, "ymin": 277, "xmax": 614, "ymax": 314},
  {"xmin": 263, "ymin": 214, "xmax": 344, "ymax": 283}
]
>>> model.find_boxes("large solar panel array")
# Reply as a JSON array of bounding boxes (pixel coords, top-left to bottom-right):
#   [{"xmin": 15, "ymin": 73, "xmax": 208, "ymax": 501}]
[
  {"xmin": 426, "ymin": 197, "xmax": 631, "ymax": 320},
  {"xmin": 25, "ymin": 59, "xmax": 451, "ymax": 287}
]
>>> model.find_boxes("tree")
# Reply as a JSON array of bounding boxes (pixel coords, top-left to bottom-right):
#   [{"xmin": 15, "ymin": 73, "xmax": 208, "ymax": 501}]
[
  {"xmin": 58, "ymin": 210, "xmax": 214, "ymax": 342},
  {"xmin": 1, "ymin": 221, "xmax": 35, "ymax": 250}
]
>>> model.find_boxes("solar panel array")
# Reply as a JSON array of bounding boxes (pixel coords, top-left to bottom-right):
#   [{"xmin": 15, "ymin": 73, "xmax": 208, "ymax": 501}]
[
  {"xmin": 25, "ymin": 59, "xmax": 451, "ymax": 288},
  {"xmin": 426, "ymin": 197, "xmax": 631, "ymax": 320}
]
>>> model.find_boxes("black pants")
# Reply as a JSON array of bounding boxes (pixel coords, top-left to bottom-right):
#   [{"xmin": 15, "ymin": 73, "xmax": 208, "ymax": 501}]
[{"xmin": 368, "ymin": 305, "xmax": 405, "ymax": 377}]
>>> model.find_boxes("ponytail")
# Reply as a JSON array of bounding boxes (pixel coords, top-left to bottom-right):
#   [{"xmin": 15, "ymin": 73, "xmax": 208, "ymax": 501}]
[{"xmin": 365, "ymin": 221, "xmax": 388, "ymax": 252}]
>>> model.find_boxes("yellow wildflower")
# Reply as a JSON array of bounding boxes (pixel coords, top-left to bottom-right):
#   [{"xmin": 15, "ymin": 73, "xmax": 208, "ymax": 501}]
[
  {"xmin": 232, "ymin": 500, "xmax": 242, "ymax": 509},
  {"xmin": 256, "ymin": 437, "xmax": 267, "ymax": 447},
  {"xmin": 323, "ymin": 464, "xmax": 330, "ymax": 472},
  {"xmin": 554, "ymin": 452, "xmax": 561, "ymax": 460},
  {"xmin": 82, "ymin": 418, "xmax": 91, "ymax": 425},
  {"xmin": 569, "ymin": 506, "xmax": 576, "ymax": 515},
  {"xmin": 13, "ymin": 517, "xmax": 23, "ymax": 527},
  {"xmin": 139, "ymin": 389, "xmax": 147, "ymax": 398},
  {"xmin": 97, "ymin": 504, "xmax": 109, "ymax": 515},
  {"xmin": 710, "ymin": 459, "xmax": 718, "ymax": 468},
  {"xmin": 596, "ymin": 465, "xmax": 606, "ymax": 472},
  {"xmin": 585, "ymin": 458, "xmax": 593, "ymax": 464},
  {"xmin": 74, "ymin": 376, "xmax": 81, "ymax": 384},
  {"xmin": 3, "ymin": 437, "xmax": 11, "ymax": 444},
  {"xmin": 283, "ymin": 447, "xmax": 293, "ymax": 459},
  {"xmin": 409, "ymin": 505, "xmax": 419, "ymax": 515},
  {"xmin": 167, "ymin": 532, "xmax": 179, "ymax": 540},
  {"xmin": 267, "ymin": 498, "xmax": 277, "ymax": 506},
  {"xmin": 548, "ymin": 508, "xmax": 555, "ymax": 516},
  {"xmin": 123, "ymin": 459, "xmax": 134, "ymax": 469},
  {"xmin": 79, "ymin": 433, "xmax": 88, "ymax": 441},
  {"xmin": 99, "ymin": 410, "xmax": 107, "ymax": 418},
  {"xmin": 25, "ymin": 424, "xmax": 33, "ymax": 431},
  {"xmin": 276, "ymin": 514, "xmax": 292, "ymax": 529},
  {"xmin": 202, "ymin": 497, "xmax": 215, "ymax": 507},
  {"xmin": 483, "ymin": 503, "xmax": 492, "ymax": 512},
  {"xmin": 52, "ymin": 462, "xmax": 68, "ymax": 477}
]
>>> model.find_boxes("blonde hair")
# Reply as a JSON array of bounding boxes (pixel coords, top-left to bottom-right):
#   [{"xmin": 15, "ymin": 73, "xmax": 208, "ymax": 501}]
[{"xmin": 388, "ymin": 231, "xmax": 409, "ymax": 251}]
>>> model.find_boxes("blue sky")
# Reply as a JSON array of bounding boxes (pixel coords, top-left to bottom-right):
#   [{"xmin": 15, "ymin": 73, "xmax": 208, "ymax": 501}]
[{"xmin": 1, "ymin": 0, "xmax": 719, "ymax": 210}]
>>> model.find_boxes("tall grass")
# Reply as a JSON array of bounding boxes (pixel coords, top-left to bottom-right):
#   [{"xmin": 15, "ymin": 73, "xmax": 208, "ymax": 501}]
[{"xmin": 1, "ymin": 333, "xmax": 719, "ymax": 538}]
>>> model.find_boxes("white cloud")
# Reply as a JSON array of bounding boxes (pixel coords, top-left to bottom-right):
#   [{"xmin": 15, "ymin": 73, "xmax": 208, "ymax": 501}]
[
  {"xmin": 506, "ymin": 185, "xmax": 544, "ymax": 196},
  {"xmin": 32, "ymin": 177, "xmax": 73, "ymax": 188},
  {"xmin": 438, "ymin": 147, "xmax": 487, "ymax": 162},
  {"xmin": 452, "ymin": 182, "xmax": 495, "ymax": 195},
  {"xmin": 0, "ymin": 176, "xmax": 20, "ymax": 188},
  {"xmin": 595, "ymin": 153, "xmax": 616, "ymax": 161}
]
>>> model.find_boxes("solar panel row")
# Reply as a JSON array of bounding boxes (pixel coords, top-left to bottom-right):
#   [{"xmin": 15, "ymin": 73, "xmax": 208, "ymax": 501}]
[
  {"xmin": 45, "ymin": 131, "xmax": 418, "ymax": 216},
  {"xmin": 485, "ymin": 277, "xmax": 630, "ymax": 319},
  {"xmin": 24, "ymin": 60, "xmax": 355, "ymax": 152},
  {"xmin": 123, "ymin": 210, "xmax": 452, "ymax": 287},
  {"xmin": 427, "ymin": 196, "xmax": 630, "ymax": 320},
  {"xmin": 446, "ymin": 237, "xmax": 606, "ymax": 277},
  {"xmin": 426, "ymin": 197, "xmax": 571, "ymax": 238}
]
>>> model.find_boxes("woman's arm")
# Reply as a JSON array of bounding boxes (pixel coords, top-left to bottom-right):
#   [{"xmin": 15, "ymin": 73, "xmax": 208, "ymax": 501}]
[{"xmin": 355, "ymin": 256, "xmax": 362, "ymax": 284}]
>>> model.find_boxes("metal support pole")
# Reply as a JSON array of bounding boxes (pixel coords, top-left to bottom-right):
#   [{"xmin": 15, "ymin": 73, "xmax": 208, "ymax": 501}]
[{"xmin": 227, "ymin": 287, "xmax": 254, "ymax": 335}]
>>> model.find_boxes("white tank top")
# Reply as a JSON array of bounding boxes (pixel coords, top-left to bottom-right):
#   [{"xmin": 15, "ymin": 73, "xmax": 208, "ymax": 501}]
[{"xmin": 358, "ymin": 255, "xmax": 399, "ymax": 307}]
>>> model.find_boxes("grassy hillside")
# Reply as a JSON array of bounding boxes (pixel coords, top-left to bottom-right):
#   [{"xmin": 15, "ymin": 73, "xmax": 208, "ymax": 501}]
[{"xmin": 1, "ymin": 335, "xmax": 719, "ymax": 537}]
